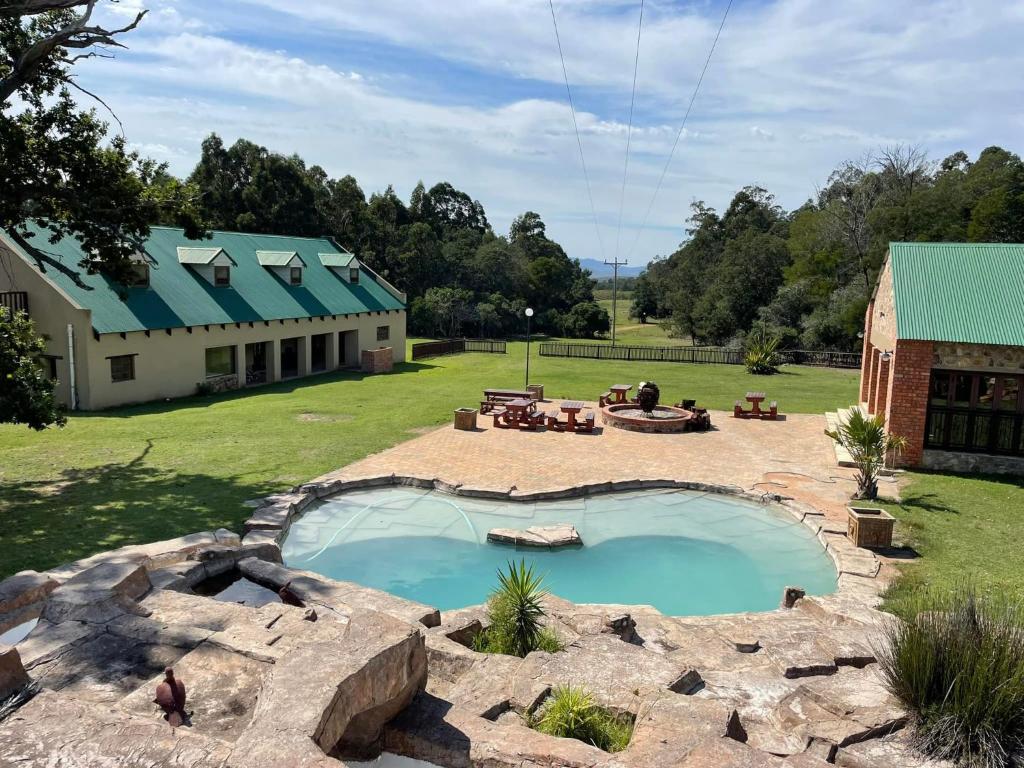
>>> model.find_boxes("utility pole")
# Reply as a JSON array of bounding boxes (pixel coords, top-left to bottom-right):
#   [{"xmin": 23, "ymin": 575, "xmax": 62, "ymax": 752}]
[{"xmin": 603, "ymin": 257, "xmax": 628, "ymax": 347}]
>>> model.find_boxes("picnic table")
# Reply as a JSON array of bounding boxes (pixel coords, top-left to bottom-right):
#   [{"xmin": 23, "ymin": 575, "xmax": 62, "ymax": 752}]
[
  {"xmin": 493, "ymin": 398, "xmax": 544, "ymax": 430},
  {"xmin": 609, "ymin": 384, "xmax": 633, "ymax": 404},
  {"xmin": 745, "ymin": 391, "xmax": 766, "ymax": 417},
  {"xmin": 545, "ymin": 400, "xmax": 594, "ymax": 433},
  {"xmin": 481, "ymin": 388, "xmax": 533, "ymax": 413}
]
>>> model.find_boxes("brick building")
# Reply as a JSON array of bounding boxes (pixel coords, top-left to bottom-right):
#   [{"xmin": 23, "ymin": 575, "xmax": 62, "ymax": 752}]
[{"xmin": 861, "ymin": 242, "xmax": 1024, "ymax": 473}]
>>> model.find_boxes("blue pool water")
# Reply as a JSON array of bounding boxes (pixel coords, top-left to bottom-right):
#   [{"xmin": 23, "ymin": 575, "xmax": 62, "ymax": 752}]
[{"xmin": 281, "ymin": 487, "xmax": 836, "ymax": 616}]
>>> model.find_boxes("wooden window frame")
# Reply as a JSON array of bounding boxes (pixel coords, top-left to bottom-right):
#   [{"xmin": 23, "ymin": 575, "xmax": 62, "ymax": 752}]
[
  {"xmin": 349, "ymin": 267, "xmax": 360, "ymax": 284},
  {"xmin": 214, "ymin": 265, "xmax": 231, "ymax": 286},
  {"xmin": 925, "ymin": 369, "xmax": 1024, "ymax": 457},
  {"xmin": 376, "ymin": 324, "xmax": 390, "ymax": 342},
  {"xmin": 289, "ymin": 266, "xmax": 303, "ymax": 286},
  {"xmin": 108, "ymin": 353, "xmax": 137, "ymax": 383}
]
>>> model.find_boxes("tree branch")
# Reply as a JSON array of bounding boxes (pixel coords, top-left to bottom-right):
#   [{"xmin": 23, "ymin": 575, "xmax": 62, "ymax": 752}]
[{"xmin": 0, "ymin": 2, "xmax": 146, "ymax": 103}]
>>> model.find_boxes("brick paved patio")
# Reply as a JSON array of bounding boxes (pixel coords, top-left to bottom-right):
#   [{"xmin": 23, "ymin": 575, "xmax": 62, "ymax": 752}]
[{"xmin": 318, "ymin": 401, "xmax": 896, "ymax": 525}]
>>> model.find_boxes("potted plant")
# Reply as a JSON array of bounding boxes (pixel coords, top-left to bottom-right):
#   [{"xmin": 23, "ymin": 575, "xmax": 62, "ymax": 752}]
[{"xmin": 825, "ymin": 411, "xmax": 906, "ymax": 500}]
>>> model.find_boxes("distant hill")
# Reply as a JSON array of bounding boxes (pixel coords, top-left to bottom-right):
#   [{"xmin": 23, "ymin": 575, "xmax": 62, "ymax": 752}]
[{"xmin": 578, "ymin": 258, "xmax": 645, "ymax": 278}]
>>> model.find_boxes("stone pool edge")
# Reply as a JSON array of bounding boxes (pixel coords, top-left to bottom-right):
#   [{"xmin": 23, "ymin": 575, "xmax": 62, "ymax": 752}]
[{"xmin": 243, "ymin": 474, "xmax": 885, "ymax": 611}]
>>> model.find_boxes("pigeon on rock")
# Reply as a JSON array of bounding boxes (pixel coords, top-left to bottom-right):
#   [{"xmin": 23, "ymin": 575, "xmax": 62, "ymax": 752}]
[{"xmin": 154, "ymin": 667, "xmax": 188, "ymax": 727}]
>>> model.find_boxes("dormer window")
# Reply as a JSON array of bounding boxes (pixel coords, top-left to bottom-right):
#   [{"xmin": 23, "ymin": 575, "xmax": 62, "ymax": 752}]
[
  {"xmin": 318, "ymin": 251, "xmax": 360, "ymax": 283},
  {"xmin": 349, "ymin": 267, "xmax": 359, "ymax": 284},
  {"xmin": 177, "ymin": 246, "xmax": 237, "ymax": 287},
  {"xmin": 257, "ymin": 250, "xmax": 306, "ymax": 285},
  {"xmin": 128, "ymin": 262, "xmax": 150, "ymax": 287}
]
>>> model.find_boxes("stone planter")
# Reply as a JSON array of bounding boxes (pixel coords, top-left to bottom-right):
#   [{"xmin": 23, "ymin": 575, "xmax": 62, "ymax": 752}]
[
  {"xmin": 846, "ymin": 506, "xmax": 895, "ymax": 549},
  {"xmin": 453, "ymin": 408, "xmax": 478, "ymax": 431},
  {"xmin": 526, "ymin": 384, "xmax": 544, "ymax": 401}
]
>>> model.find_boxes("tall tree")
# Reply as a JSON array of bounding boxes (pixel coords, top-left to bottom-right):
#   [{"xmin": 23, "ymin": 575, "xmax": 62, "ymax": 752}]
[{"xmin": 0, "ymin": 308, "xmax": 65, "ymax": 429}]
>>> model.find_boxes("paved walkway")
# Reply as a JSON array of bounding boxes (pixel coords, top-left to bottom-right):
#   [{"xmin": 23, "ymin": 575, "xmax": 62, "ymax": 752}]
[{"xmin": 319, "ymin": 401, "xmax": 892, "ymax": 525}]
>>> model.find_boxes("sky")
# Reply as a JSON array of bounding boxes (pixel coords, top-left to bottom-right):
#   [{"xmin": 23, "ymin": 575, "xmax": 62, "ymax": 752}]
[{"xmin": 76, "ymin": 0, "xmax": 1024, "ymax": 266}]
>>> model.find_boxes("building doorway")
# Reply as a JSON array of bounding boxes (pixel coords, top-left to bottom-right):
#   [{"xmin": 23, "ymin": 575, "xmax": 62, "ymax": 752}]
[
  {"xmin": 339, "ymin": 330, "xmax": 359, "ymax": 368},
  {"xmin": 280, "ymin": 337, "xmax": 300, "ymax": 379},
  {"xmin": 311, "ymin": 333, "xmax": 329, "ymax": 372},
  {"xmin": 245, "ymin": 342, "xmax": 269, "ymax": 385}
]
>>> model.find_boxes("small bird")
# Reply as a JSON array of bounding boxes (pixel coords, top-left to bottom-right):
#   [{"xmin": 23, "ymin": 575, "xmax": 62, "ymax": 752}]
[
  {"xmin": 278, "ymin": 582, "xmax": 305, "ymax": 607},
  {"xmin": 154, "ymin": 667, "xmax": 187, "ymax": 727}
]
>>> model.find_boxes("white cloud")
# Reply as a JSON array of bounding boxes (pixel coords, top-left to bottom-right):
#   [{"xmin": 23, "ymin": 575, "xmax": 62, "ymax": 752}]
[{"xmin": 70, "ymin": 0, "xmax": 1024, "ymax": 265}]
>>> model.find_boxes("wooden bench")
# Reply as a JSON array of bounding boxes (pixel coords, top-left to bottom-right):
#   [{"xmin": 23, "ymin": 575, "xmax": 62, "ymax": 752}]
[
  {"xmin": 490, "ymin": 407, "xmax": 508, "ymax": 428},
  {"xmin": 579, "ymin": 411, "xmax": 596, "ymax": 432},
  {"xmin": 599, "ymin": 391, "xmax": 612, "ymax": 407}
]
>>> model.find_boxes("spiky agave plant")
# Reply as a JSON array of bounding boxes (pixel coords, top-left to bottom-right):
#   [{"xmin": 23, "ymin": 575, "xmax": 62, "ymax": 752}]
[
  {"xmin": 493, "ymin": 559, "xmax": 548, "ymax": 657},
  {"xmin": 825, "ymin": 410, "xmax": 907, "ymax": 499},
  {"xmin": 744, "ymin": 324, "xmax": 782, "ymax": 375}
]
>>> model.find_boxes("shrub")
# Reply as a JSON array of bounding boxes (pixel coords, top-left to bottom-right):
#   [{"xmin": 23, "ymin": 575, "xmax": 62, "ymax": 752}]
[
  {"xmin": 744, "ymin": 324, "xmax": 782, "ymax": 375},
  {"xmin": 878, "ymin": 585, "xmax": 1024, "ymax": 768},
  {"xmin": 531, "ymin": 684, "xmax": 633, "ymax": 753},
  {"xmin": 825, "ymin": 410, "xmax": 907, "ymax": 499},
  {"xmin": 473, "ymin": 560, "xmax": 563, "ymax": 657}
]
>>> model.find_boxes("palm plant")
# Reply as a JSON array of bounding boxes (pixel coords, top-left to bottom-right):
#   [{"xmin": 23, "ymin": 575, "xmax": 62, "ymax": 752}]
[
  {"xmin": 486, "ymin": 560, "xmax": 550, "ymax": 657},
  {"xmin": 744, "ymin": 324, "xmax": 782, "ymax": 375},
  {"xmin": 825, "ymin": 410, "xmax": 907, "ymax": 499}
]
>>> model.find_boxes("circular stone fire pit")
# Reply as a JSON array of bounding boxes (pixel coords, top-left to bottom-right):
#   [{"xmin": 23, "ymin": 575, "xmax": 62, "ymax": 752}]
[{"xmin": 601, "ymin": 402, "xmax": 693, "ymax": 433}]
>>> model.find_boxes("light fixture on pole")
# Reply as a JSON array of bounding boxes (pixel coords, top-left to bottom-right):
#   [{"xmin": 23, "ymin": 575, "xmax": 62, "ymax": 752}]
[{"xmin": 524, "ymin": 307, "xmax": 534, "ymax": 389}]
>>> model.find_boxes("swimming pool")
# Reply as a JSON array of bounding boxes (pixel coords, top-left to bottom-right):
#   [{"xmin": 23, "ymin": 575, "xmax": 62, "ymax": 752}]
[{"xmin": 281, "ymin": 487, "xmax": 836, "ymax": 616}]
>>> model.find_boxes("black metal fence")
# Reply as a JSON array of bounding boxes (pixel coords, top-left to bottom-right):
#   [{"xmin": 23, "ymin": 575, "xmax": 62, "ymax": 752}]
[
  {"xmin": 538, "ymin": 342, "xmax": 861, "ymax": 369},
  {"xmin": 411, "ymin": 338, "xmax": 507, "ymax": 361}
]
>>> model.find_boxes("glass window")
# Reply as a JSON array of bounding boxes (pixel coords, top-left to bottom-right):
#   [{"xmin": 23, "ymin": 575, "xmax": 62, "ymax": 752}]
[
  {"xmin": 953, "ymin": 374, "xmax": 973, "ymax": 407},
  {"xmin": 110, "ymin": 355, "xmax": 135, "ymax": 382},
  {"xmin": 999, "ymin": 378, "xmax": 1021, "ymax": 411},
  {"xmin": 214, "ymin": 265, "xmax": 230, "ymax": 286},
  {"xmin": 289, "ymin": 267, "xmax": 302, "ymax": 285},
  {"xmin": 977, "ymin": 376, "xmax": 996, "ymax": 409},
  {"xmin": 948, "ymin": 413, "xmax": 968, "ymax": 448},
  {"xmin": 971, "ymin": 414, "xmax": 991, "ymax": 450},
  {"xmin": 929, "ymin": 373, "xmax": 951, "ymax": 406},
  {"xmin": 994, "ymin": 416, "xmax": 1017, "ymax": 453},
  {"xmin": 349, "ymin": 267, "xmax": 359, "ymax": 283},
  {"xmin": 376, "ymin": 325, "xmax": 390, "ymax": 341},
  {"xmin": 925, "ymin": 411, "xmax": 947, "ymax": 447},
  {"xmin": 205, "ymin": 346, "xmax": 236, "ymax": 378}
]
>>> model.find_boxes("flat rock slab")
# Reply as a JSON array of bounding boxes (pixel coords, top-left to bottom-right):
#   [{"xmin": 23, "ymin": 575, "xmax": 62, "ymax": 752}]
[
  {"xmin": 487, "ymin": 524, "xmax": 582, "ymax": 548},
  {"xmin": 678, "ymin": 736, "xmax": 784, "ymax": 767},
  {"xmin": 119, "ymin": 642, "xmax": 271, "ymax": 742},
  {"xmin": 625, "ymin": 695, "xmax": 745, "ymax": 766},
  {"xmin": 836, "ymin": 736, "xmax": 956, "ymax": 767},
  {"xmin": 0, "ymin": 690, "xmax": 235, "ymax": 767},
  {"xmin": 384, "ymin": 692, "xmax": 620, "ymax": 768},
  {"xmin": 513, "ymin": 634, "xmax": 702, "ymax": 713},
  {"xmin": 0, "ymin": 570, "xmax": 58, "ymax": 615}
]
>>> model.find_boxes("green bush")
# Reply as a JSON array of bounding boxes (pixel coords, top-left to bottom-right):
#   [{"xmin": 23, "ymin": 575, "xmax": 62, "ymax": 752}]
[
  {"xmin": 744, "ymin": 324, "xmax": 782, "ymax": 375},
  {"xmin": 531, "ymin": 684, "xmax": 633, "ymax": 753},
  {"xmin": 473, "ymin": 560, "xmax": 563, "ymax": 657},
  {"xmin": 878, "ymin": 585, "xmax": 1024, "ymax": 768}
]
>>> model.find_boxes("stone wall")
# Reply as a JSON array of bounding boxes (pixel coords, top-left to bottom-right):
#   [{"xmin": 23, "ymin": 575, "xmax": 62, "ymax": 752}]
[
  {"xmin": 868, "ymin": 259, "xmax": 897, "ymax": 352},
  {"xmin": 361, "ymin": 346, "xmax": 394, "ymax": 374},
  {"xmin": 921, "ymin": 449, "xmax": 1024, "ymax": 476},
  {"xmin": 932, "ymin": 342, "xmax": 1024, "ymax": 373}
]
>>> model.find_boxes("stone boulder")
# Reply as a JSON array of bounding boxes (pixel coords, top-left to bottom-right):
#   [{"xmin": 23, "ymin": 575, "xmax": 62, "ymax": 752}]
[
  {"xmin": 487, "ymin": 524, "xmax": 582, "ymax": 548},
  {"xmin": 0, "ymin": 644, "xmax": 30, "ymax": 699},
  {"xmin": 0, "ymin": 570, "xmax": 58, "ymax": 616},
  {"xmin": 40, "ymin": 561, "xmax": 153, "ymax": 625}
]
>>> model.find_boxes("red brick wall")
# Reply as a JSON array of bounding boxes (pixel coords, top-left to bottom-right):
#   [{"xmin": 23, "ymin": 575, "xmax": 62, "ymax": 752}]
[
  {"xmin": 884, "ymin": 339, "xmax": 933, "ymax": 466},
  {"xmin": 873, "ymin": 355, "xmax": 891, "ymax": 416}
]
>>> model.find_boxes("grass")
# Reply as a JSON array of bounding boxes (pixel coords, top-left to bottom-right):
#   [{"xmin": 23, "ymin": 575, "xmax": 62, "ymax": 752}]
[
  {"xmin": 879, "ymin": 471, "xmax": 1024, "ymax": 611},
  {"xmin": 0, "ymin": 340, "xmax": 857, "ymax": 578},
  {"xmin": 530, "ymin": 684, "xmax": 634, "ymax": 753},
  {"xmin": 878, "ymin": 584, "xmax": 1024, "ymax": 768},
  {"xmin": 593, "ymin": 297, "xmax": 690, "ymax": 346}
]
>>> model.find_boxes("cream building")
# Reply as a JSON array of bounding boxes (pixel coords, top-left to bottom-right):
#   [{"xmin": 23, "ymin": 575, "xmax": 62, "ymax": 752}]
[{"xmin": 0, "ymin": 225, "xmax": 406, "ymax": 410}]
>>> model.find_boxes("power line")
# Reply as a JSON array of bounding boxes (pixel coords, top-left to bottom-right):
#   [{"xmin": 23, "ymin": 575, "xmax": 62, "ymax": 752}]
[
  {"xmin": 614, "ymin": 0, "xmax": 644, "ymax": 262},
  {"xmin": 625, "ymin": 0, "xmax": 733, "ymax": 261},
  {"xmin": 548, "ymin": 0, "xmax": 605, "ymax": 260}
]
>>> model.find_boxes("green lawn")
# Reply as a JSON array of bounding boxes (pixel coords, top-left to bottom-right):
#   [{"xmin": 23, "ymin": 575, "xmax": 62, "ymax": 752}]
[
  {"xmin": 595, "ymin": 297, "xmax": 690, "ymax": 346},
  {"xmin": 879, "ymin": 471, "xmax": 1024, "ymax": 612},
  {"xmin": 0, "ymin": 341, "xmax": 858, "ymax": 577}
]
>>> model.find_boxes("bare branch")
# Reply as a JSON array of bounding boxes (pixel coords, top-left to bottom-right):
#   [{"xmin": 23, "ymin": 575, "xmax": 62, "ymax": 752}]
[
  {"xmin": 0, "ymin": 2, "xmax": 146, "ymax": 103},
  {"xmin": 0, "ymin": 0, "xmax": 91, "ymax": 17},
  {"xmin": 65, "ymin": 75, "xmax": 123, "ymax": 134}
]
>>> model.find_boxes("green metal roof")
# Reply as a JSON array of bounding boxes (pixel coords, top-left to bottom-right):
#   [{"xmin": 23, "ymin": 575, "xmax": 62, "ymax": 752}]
[
  {"xmin": 176, "ymin": 246, "xmax": 233, "ymax": 265},
  {"xmin": 319, "ymin": 252, "xmax": 356, "ymax": 268},
  {"xmin": 6, "ymin": 225, "xmax": 405, "ymax": 335},
  {"xmin": 256, "ymin": 250, "xmax": 306, "ymax": 267},
  {"xmin": 889, "ymin": 242, "xmax": 1024, "ymax": 346}
]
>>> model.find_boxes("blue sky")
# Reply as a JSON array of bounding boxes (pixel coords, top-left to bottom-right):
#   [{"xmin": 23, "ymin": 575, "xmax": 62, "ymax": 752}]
[{"xmin": 80, "ymin": 0, "xmax": 1024, "ymax": 265}]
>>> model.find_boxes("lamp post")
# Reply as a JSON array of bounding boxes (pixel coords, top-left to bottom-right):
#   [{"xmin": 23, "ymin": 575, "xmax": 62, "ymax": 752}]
[{"xmin": 524, "ymin": 307, "xmax": 534, "ymax": 389}]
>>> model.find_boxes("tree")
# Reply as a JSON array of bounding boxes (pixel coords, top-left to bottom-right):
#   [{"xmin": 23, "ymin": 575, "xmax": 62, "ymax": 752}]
[
  {"xmin": 2, "ymin": 2, "xmax": 205, "ymax": 285},
  {"xmin": 421, "ymin": 286, "xmax": 473, "ymax": 338},
  {"xmin": 0, "ymin": 308, "xmax": 65, "ymax": 429},
  {"xmin": 560, "ymin": 301, "xmax": 610, "ymax": 339}
]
